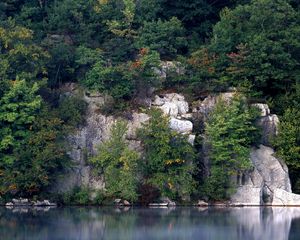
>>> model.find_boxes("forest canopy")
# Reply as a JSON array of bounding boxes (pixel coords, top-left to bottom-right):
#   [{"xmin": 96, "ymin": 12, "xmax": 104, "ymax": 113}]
[{"xmin": 0, "ymin": 0, "xmax": 299, "ymax": 202}]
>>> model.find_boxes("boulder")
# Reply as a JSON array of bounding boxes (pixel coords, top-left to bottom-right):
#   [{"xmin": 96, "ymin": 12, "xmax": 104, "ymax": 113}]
[
  {"xmin": 192, "ymin": 92, "xmax": 236, "ymax": 118},
  {"xmin": 160, "ymin": 102, "xmax": 179, "ymax": 117},
  {"xmin": 272, "ymin": 189, "xmax": 300, "ymax": 206},
  {"xmin": 5, "ymin": 202, "xmax": 13, "ymax": 207},
  {"xmin": 231, "ymin": 186, "xmax": 262, "ymax": 205},
  {"xmin": 250, "ymin": 145, "xmax": 291, "ymax": 196},
  {"xmin": 152, "ymin": 95, "xmax": 165, "ymax": 106},
  {"xmin": 169, "ymin": 118, "xmax": 193, "ymax": 133},
  {"xmin": 197, "ymin": 200, "xmax": 209, "ymax": 206},
  {"xmin": 155, "ymin": 93, "xmax": 189, "ymax": 117},
  {"xmin": 231, "ymin": 145, "xmax": 292, "ymax": 205},
  {"xmin": 160, "ymin": 197, "xmax": 176, "ymax": 206},
  {"xmin": 123, "ymin": 200, "xmax": 131, "ymax": 206}
]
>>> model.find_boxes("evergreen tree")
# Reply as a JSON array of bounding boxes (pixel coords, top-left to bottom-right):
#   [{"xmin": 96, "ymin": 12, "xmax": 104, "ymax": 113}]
[
  {"xmin": 91, "ymin": 121, "xmax": 139, "ymax": 202},
  {"xmin": 204, "ymin": 94, "xmax": 259, "ymax": 200}
]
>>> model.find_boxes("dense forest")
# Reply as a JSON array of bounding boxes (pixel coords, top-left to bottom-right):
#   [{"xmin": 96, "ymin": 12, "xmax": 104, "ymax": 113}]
[{"xmin": 0, "ymin": 0, "xmax": 299, "ymax": 204}]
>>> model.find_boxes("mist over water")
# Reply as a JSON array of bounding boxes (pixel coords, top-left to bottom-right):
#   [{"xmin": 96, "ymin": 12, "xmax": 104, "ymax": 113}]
[{"xmin": 1, "ymin": 207, "xmax": 300, "ymax": 240}]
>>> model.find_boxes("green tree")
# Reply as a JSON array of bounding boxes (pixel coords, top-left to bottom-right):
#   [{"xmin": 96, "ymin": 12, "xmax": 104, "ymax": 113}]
[
  {"xmin": 274, "ymin": 107, "xmax": 300, "ymax": 192},
  {"xmin": 209, "ymin": 0, "xmax": 300, "ymax": 96},
  {"xmin": 0, "ymin": 19, "xmax": 48, "ymax": 87},
  {"xmin": 129, "ymin": 48, "xmax": 160, "ymax": 99},
  {"xmin": 138, "ymin": 109, "xmax": 196, "ymax": 200},
  {"xmin": 203, "ymin": 94, "xmax": 259, "ymax": 200},
  {"xmin": 91, "ymin": 121, "xmax": 139, "ymax": 202},
  {"xmin": 0, "ymin": 80, "xmax": 41, "ymax": 166},
  {"xmin": 1, "ymin": 106, "xmax": 71, "ymax": 196},
  {"xmin": 83, "ymin": 62, "xmax": 134, "ymax": 101},
  {"xmin": 136, "ymin": 17, "xmax": 186, "ymax": 59}
]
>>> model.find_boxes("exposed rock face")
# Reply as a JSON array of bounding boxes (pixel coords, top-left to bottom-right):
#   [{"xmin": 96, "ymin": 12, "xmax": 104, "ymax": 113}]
[
  {"xmin": 257, "ymin": 114, "xmax": 279, "ymax": 146},
  {"xmin": 252, "ymin": 103, "xmax": 270, "ymax": 117},
  {"xmin": 54, "ymin": 92, "xmax": 150, "ymax": 192},
  {"xmin": 231, "ymin": 145, "xmax": 291, "ymax": 205},
  {"xmin": 192, "ymin": 91, "xmax": 235, "ymax": 119},
  {"xmin": 153, "ymin": 93, "xmax": 194, "ymax": 142},
  {"xmin": 54, "ymin": 90, "xmax": 195, "ymax": 192},
  {"xmin": 169, "ymin": 117, "xmax": 193, "ymax": 134},
  {"xmin": 194, "ymin": 91, "xmax": 298, "ymax": 205},
  {"xmin": 272, "ymin": 189, "xmax": 300, "ymax": 206}
]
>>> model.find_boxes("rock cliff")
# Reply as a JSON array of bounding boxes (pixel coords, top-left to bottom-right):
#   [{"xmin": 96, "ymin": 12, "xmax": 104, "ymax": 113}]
[
  {"xmin": 54, "ymin": 89, "xmax": 195, "ymax": 192},
  {"xmin": 54, "ymin": 86, "xmax": 300, "ymax": 205}
]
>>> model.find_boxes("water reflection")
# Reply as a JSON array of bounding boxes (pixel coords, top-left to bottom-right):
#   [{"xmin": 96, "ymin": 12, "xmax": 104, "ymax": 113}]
[{"xmin": 1, "ymin": 206, "xmax": 300, "ymax": 240}]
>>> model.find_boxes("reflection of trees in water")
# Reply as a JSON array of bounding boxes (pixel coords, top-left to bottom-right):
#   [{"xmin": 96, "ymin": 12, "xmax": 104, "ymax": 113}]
[{"xmin": 1, "ymin": 207, "xmax": 300, "ymax": 240}]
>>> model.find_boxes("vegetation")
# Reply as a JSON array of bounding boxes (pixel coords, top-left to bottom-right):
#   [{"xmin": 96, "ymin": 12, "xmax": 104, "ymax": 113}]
[
  {"xmin": 0, "ymin": 0, "xmax": 299, "ymax": 201},
  {"xmin": 138, "ymin": 109, "xmax": 196, "ymax": 200},
  {"xmin": 203, "ymin": 95, "xmax": 260, "ymax": 200},
  {"xmin": 91, "ymin": 121, "xmax": 139, "ymax": 202}
]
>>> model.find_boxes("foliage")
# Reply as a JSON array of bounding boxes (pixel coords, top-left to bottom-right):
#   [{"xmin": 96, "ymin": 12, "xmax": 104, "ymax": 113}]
[
  {"xmin": 138, "ymin": 109, "xmax": 196, "ymax": 200},
  {"xmin": 203, "ymin": 94, "xmax": 260, "ymax": 200},
  {"xmin": 274, "ymin": 107, "xmax": 300, "ymax": 192},
  {"xmin": 83, "ymin": 62, "xmax": 134, "ymax": 101},
  {"xmin": 91, "ymin": 121, "xmax": 139, "ymax": 202},
  {"xmin": 209, "ymin": 0, "xmax": 300, "ymax": 97},
  {"xmin": 0, "ymin": 104, "xmax": 71, "ymax": 197},
  {"xmin": 0, "ymin": 19, "xmax": 48, "ymax": 86},
  {"xmin": 62, "ymin": 186, "xmax": 90, "ymax": 205},
  {"xmin": 57, "ymin": 95, "xmax": 87, "ymax": 128},
  {"xmin": 0, "ymin": 80, "xmax": 41, "ymax": 166},
  {"xmin": 136, "ymin": 17, "xmax": 186, "ymax": 59},
  {"xmin": 129, "ymin": 48, "xmax": 160, "ymax": 98}
]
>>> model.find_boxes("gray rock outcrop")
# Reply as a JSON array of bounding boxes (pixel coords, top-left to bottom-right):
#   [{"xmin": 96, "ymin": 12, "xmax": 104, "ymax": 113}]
[
  {"xmin": 54, "ymin": 91, "xmax": 149, "ymax": 193},
  {"xmin": 54, "ymin": 89, "xmax": 196, "ymax": 193},
  {"xmin": 193, "ymin": 91, "xmax": 298, "ymax": 206},
  {"xmin": 272, "ymin": 188, "xmax": 300, "ymax": 206},
  {"xmin": 231, "ymin": 145, "xmax": 291, "ymax": 205},
  {"xmin": 153, "ymin": 93, "xmax": 195, "ymax": 142}
]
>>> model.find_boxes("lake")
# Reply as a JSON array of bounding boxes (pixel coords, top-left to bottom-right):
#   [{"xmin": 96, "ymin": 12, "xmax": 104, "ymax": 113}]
[{"xmin": 1, "ymin": 206, "xmax": 300, "ymax": 240}]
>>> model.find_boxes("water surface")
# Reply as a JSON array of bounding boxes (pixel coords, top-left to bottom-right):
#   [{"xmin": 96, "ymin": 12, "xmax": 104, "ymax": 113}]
[{"xmin": 1, "ymin": 206, "xmax": 300, "ymax": 240}]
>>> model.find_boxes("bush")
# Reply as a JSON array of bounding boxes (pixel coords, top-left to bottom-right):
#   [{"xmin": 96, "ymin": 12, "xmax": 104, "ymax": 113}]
[{"xmin": 62, "ymin": 187, "xmax": 91, "ymax": 205}]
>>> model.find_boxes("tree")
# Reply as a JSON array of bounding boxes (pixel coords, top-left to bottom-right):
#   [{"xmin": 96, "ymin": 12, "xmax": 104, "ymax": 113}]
[
  {"xmin": 274, "ymin": 107, "xmax": 300, "ymax": 192},
  {"xmin": 0, "ymin": 106, "xmax": 71, "ymax": 196},
  {"xmin": 203, "ymin": 94, "xmax": 259, "ymax": 200},
  {"xmin": 138, "ymin": 109, "xmax": 196, "ymax": 200},
  {"xmin": 83, "ymin": 62, "xmax": 134, "ymax": 101},
  {"xmin": 0, "ymin": 80, "xmax": 41, "ymax": 166},
  {"xmin": 129, "ymin": 48, "xmax": 160, "ymax": 99},
  {"xmin": 0, "ymin": 19, "xmax": 48, "ymax": 87},
  {"xmin": 208, "ymin": 0, "xmax": 300, "ymax": 97},
  {"xmin": 136, "ymin": 17, "xmax": 186, "ymax": 59},
  {"xmin": 91, "ymin": 121, "xmax": 139, "ymax": 202}
]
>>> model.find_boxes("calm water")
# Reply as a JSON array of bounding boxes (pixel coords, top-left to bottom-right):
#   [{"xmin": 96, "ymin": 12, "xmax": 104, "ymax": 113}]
[{"xmin": 1, "ymin": 206, "xmax": 300, "ymax": 240}]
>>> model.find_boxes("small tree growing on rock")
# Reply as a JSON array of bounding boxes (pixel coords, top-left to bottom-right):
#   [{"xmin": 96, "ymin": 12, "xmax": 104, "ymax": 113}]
[
  {"xmin": 90, "ymin": 120, "xmax": 139, "ymax": 203},
  {"xmin": 203, "ymin": 94, "xmax": 260, "ymax": 200},
  {"xmin": 138, "ymin": 109, "xmax": 196, "ymax": 200}
]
